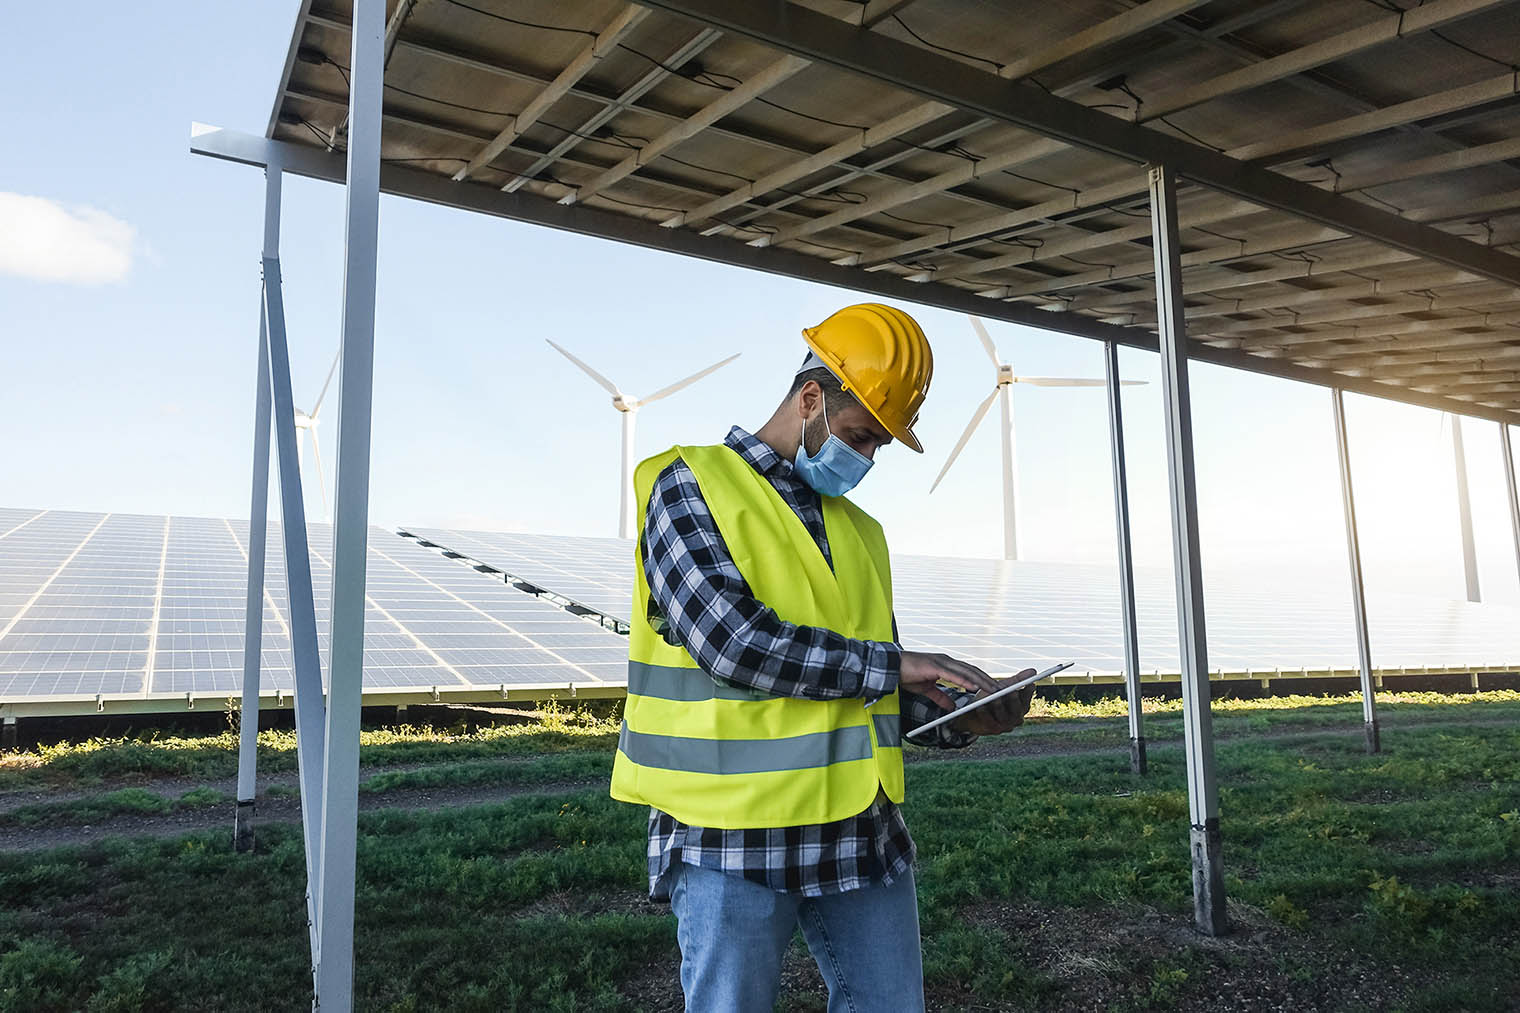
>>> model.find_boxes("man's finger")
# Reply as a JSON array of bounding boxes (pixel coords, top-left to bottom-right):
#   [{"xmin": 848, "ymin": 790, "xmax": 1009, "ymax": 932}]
[{"xmin": 941, "ymin": 656, "xmax": 1000, "ymax": 695}]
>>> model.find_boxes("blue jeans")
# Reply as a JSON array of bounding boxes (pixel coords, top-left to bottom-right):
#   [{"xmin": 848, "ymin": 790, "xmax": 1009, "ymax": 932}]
[{"xmin": 669, "ymin": 861, "xmax": 926, "ymax": 1013}]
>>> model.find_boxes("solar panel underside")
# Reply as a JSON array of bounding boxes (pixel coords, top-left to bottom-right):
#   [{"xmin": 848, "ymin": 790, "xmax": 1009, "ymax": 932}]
[
  {"xmin": 407, "ymin": 527, "xmax": 1520, "ymax": 680},
  {"xmin": 0, "ymin": 510, "xmax": 624, "ymax": 707}
]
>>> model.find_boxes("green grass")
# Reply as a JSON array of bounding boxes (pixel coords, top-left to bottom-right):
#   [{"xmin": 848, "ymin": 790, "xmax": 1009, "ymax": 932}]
[
  {"xmin": 0, "ymin": 703, "xmax": 621, "ymax": 793},
  {"xmin": 5, "ymin": 788, "xmax": 228, "ymax": 829},
  {"xmin": 1, "ymin": 700, "xmax": 1517, "ymax": 1011}
]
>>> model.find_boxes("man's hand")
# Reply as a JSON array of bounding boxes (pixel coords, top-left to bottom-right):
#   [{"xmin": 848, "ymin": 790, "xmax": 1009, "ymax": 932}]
[
  {"xmin": 950, "ymin": 668, "xmax": 1038, "ymax": 737},
  {"xmin": 899, "ymin": 651, "xmax": 1000, "ymax": 711}
]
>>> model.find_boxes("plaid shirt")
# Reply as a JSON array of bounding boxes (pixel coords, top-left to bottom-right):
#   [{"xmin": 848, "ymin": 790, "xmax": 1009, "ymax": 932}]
[{"xmin": 640, "ymin": 426, "xmax": 974, "ymax": 900}]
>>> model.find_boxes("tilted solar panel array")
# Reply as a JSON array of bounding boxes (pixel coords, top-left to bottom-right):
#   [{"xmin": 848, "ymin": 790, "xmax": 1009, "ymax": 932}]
[
  {"xmin": 408, "ymin": 526, "xmax": 1520, "ymax": 681},
  {"xmin": 403, "ymin": 526, "xmax": 634, "ymax": 623},
  {"xmin": 0, "ymin": 509, "xmax": 625, "ymax": 712}
]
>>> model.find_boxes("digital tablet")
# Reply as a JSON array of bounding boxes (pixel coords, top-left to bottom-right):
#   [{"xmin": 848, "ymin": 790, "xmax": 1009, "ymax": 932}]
[{"xmin": 904, "ymin": 661, "xmax": 1074, "ymax": 741}]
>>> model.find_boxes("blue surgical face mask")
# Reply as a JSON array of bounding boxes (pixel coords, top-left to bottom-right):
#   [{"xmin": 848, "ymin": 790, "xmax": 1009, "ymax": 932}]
[{"xmin": 794, "ymin": 399, "xmax": 873, "ymax": 497}]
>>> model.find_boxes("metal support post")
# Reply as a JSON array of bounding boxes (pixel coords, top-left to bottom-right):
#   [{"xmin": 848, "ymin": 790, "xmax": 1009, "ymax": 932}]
[
  {"xmin": 263, "ymin": 256, "xmax": 328, "ymax": 958},
  {"xmin": 1103, "ymin": 341, "xmax": 1145, "ymax": 774},
  {"xmin": 1502, "ymin": 423, "xmax": 1520, "ymax": 590},
  {"xmin": 314, "ymin": 0, "xmax": 384, "ymax": 1007},
  {"xmin": 1148, "ymin": 163, "xmax": 1226, "ymax": 936},
  {"xmin": 1452, "ymin": 415, "xmax": 1481, "ymax": 602},
  {"xmin": 1, "ymin": 716, "xmax": 16, "ymax": 752},
  {"xmin": 236, "ymin": 163, "xmax": 282, "ymax": 854},
  {"xmin": 1332, "ymin": 390, "xmax": 1379, "ymax": 753}
]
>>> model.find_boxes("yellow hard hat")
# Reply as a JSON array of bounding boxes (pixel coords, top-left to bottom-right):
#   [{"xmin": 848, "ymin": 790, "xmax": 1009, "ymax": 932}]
[{"xmin": 802, "ymin": 303, "xmax": 934, "ymax": 453}]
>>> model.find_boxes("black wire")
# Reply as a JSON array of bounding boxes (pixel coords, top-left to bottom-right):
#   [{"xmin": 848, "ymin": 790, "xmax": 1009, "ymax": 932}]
[
  {"xmin": 1156, "ymin": 115, "xmax": 1224, "ymax": 152},
  {"xmin": 438, "ymin": 0, "xmax": 597, "ymax": 38},
  {"xmin": 1361, "ymin": 190, "xmax": 1407, "ymax": 214},
  {"xmin": 1428, "ymin": 28, "xmax": 1520, "ymax": 72},
  {"xmin": 1193, "ymin": 224, "xmax": 1248, "ymax": 245},
  {"xmin": 1060, "ymin": 253, "xmax": 1118, "ymax": 270},
  {"xmin": 325, "ymin": 56, "xmax": 516, "ymax": 118},
  {"xmin": 1000, "ymin": 168, "xmax": 1081, "ymax": 197},
  {"xmin": 890, "ymin": 13, "xmax": 1006, "ymax": 73}
]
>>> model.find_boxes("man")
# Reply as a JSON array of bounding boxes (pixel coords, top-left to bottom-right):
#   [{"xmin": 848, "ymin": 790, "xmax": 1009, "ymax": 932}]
[{"xmin": 611, "ymin": 303, "xmax": 1036, "ymax": 1012}]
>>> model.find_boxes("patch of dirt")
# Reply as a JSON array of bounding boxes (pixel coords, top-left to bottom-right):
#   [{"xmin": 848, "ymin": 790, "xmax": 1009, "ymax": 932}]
[{"xmin": 940, "ymin": 898, "xmax": 1432, "ymax": 1012}]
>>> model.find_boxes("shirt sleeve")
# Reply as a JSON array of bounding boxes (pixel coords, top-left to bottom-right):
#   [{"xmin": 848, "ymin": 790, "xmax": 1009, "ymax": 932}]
[{"xmin": 642, "ymin": 458, "xmax": 900, "ymax": 703}]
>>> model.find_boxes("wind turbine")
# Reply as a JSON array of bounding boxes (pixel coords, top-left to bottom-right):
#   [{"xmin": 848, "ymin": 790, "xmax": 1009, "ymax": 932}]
[
  {"xmin": 547, "ymin": 340, "xmax": 741, "ymax": 539},
  {"xmin": 294, "ymin": 346, "xmax": 340, "ymax": 522},
  {"xmin": 931, "ymin": 316, "xmax": 1144, "ymax": 560}
]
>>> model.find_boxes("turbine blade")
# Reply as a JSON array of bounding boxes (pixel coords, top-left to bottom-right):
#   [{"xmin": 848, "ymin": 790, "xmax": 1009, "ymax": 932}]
[
  {"xmin": 546, "ymin": 339, "xmax": 622, "ymax": 397},
  {"xmin": 310, "ymin": 345, "xmax": 342, "ymax": 418},
  {"xmin": 929, "ymin": 387, "xmax": 1000, "ymax": 493},
  {"xmin": 640, "ymin": 352, "xmax": 742, "ymax": 405},
  {"xmin": 1014, "ymin": 377, "xmax": 1111, "ymax": 387},
  {"xmin": 968, "ymin": 316, "xmax": 1000, "ymax": 368}
]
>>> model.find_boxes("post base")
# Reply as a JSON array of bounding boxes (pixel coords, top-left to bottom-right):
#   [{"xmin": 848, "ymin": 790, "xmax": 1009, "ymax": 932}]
[
  {"xmin": 1364, "ymin": 719, "xmax": 1380, "ymax": 754},
  {"xmin": 1190, "ymin": 818, "xmax": 1228, "ymax": 936},
  {"xmin": 1129, "ymin": 736, "xmax": 1148, "ymax": 775},
  {"xmin": 234, "ymin": 799, "xmax": 256, "ymax": 853},
  {"xmin": 1, "ymin": 719, "xmax": 16, "ymax": 752}
]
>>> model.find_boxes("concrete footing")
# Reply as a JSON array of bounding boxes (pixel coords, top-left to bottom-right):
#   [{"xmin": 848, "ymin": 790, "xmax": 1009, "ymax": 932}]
[
  {"xmin": 1190, "ymin": 818, "xmax": 1228, "ymax": 936},
  {"xmin": 234, "ymin": 798, "xmax": 256, "ymax": 853}
]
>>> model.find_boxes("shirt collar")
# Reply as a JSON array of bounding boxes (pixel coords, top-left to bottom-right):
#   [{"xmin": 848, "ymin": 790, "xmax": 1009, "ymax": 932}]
[{"xmin": 724, "ymin": 425, "xmax": 795, "ymax": 480}]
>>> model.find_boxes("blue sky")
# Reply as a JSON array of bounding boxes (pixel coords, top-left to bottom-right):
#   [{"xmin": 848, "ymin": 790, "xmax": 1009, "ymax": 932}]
[{"xmin": 3, "ymin": 1, "xmax": 1518, "ymax": 606}]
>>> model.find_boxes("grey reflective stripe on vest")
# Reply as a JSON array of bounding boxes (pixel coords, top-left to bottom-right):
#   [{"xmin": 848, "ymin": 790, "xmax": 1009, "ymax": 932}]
[
  {"xmin": 627, "ymin": 660, "xmax": 769, "ymax": 702},
  {"xmin": 871, "ymin": 712, "xmax": 901, "ymax": 749},
  {"xmin": 619, "ymin": 723, "xmax": 873, "ymax": 775}
]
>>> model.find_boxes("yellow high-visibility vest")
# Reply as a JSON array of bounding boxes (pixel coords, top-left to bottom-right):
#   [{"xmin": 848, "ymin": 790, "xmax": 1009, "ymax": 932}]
[{"xmin": 610, "ymin": 443, "xmax": 904, "ymax": 829}]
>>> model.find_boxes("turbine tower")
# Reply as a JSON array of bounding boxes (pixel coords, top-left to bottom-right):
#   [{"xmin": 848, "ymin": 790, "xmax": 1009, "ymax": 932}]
[
  {"xmin": 294, "ymin": 346, "xmax": 340, "ymax": 523},
  {"xmin": 548, "ymin": 340, "xmax": 740, "ymax": 539},
  {"xmin": 931, "ymin": 316, "xmax": 1144, "ymax": 560}
]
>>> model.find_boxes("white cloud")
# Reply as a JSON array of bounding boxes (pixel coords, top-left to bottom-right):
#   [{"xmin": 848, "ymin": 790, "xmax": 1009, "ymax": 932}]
[{"xmin": 0, "ymin": 192, "xmax": 137, "ymax": 284}]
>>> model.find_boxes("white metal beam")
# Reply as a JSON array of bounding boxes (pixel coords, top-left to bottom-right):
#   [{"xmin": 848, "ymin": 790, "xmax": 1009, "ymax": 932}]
[
  {"xmin": 1103, "ymin": 341, "xmax": 1145, "ymax": 774},
  {"xmin": 1452, "ymin": 415, "xmax": 1483, "ymax": 603},
  {"xmin": 312, "ymin": 1, "xmax": 384, "ymax": 1008},
  {"xmin": 235, "ymin": 162, "xmax": 282, "ymax": 854},
  {"xmin": 1150, "ymin": 162, "xmax": 1226, "ymax": 936},
  {"xmin": 1331, "ymin": 389, "xmax": 1380, "ymax": 753},
  {"xmin": 1503, "ymin": 423, "xmax": 1520, "ymax": 590}
]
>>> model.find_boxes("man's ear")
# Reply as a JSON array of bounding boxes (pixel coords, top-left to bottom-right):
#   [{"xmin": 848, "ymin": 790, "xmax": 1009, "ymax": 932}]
[{"xmin": 796, "ymin": 380, "xmax": 821, "ymax": 420}]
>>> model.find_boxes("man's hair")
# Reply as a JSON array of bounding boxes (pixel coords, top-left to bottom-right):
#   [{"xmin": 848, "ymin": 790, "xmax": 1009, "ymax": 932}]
[{"xmin": 785, "ymin": 366, "xmax": 848, "ymax": 412}]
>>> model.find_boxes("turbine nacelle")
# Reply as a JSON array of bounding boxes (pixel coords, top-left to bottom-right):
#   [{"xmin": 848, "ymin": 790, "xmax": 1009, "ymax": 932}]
[
  {"xmin": 996, "ymin": 363, "xmax": 1015, "ymax": 386},
  {"xmin": 612, "ymin": 394, "xmax": 639, "ymax": 413}
]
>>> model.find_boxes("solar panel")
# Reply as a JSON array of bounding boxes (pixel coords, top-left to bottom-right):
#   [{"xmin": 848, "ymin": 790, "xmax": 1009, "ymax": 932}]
[
  {"xmin": 0, "ymin": 509, "xmax": 626, "ymax": 713},
  {"xmin": 402, "ymin": 526, "xmax": 634, "ymax": 623},
  {"xmin": 409, "ymin": 526, "xmax": 1520, "ymax": 682}
]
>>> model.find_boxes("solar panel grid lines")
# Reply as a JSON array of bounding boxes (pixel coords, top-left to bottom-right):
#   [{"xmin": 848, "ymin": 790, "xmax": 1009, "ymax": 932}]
[
  {"xmin": 407, "ymin": 526, "xmax": 1520, "ymax": 683},
  {"xmin": 403, "ymin": 527, "xmax": 635, "ymax": 626},
  {"xmin": 0, "ymin": 508, "xmax": 628, "ymax": 711},
  {"xmin": 306, "ymin": 536, "xmax": 473, "ymax": 688},
  {"xmin": 367, "ymin": 540, "xmax": 615, "ymax": 685}
]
